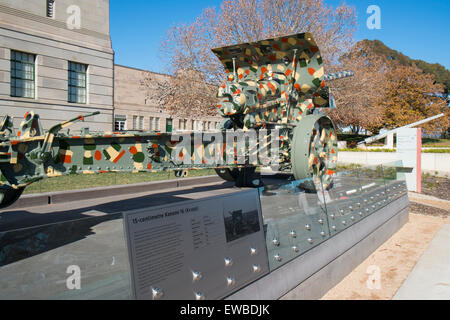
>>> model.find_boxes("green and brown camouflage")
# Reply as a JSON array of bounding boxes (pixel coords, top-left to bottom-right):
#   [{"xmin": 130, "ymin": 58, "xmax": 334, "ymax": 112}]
[
  {"xmin": 0, "ymin": 32, "xmax": 353, "ymax": 209},
  {"xmin": 213, "ymin": 32, "xmax": 335, "ymax": 129}
]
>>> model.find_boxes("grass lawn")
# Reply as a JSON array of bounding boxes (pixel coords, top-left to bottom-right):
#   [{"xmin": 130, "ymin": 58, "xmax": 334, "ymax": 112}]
[
  {"xmin": 422, "ymin": 138, "xmax": 450, "ymax": 148},
  {"xmin": 24, "ymin": 169, "xmax": 217, "ymax": 195},
  {"xmin": 339, "ymin": 148, "xmax": 450, "ymax": 153}
]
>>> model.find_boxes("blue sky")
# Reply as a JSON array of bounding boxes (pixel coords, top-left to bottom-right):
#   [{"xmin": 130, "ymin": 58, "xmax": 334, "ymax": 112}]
[{"xmin": 110, "ymin": 0, "xmax": 450, "ymax": 73}]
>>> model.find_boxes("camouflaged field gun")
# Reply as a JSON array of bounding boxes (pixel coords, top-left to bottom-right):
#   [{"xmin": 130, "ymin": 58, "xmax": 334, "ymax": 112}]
[{"xmin": 0, "ymin": 32, "xmax": 353, "ymax": 209}]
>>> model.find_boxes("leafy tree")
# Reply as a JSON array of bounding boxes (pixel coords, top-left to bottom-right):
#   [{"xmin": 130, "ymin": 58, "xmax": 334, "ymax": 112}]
[
  {"xmin": 381, "ymin": 64, "xmax": 449, "ymax": 134},
  {"xmin": 159, "ymin": 0, "xmax": 357, "ymax": 118},
  {"xmin": 360, "ymin": 39, "xmax": 450, "ymax": 94},
  {"xmin": 326, "ymin": 42, "xmax": 390, "ymax": 134}
]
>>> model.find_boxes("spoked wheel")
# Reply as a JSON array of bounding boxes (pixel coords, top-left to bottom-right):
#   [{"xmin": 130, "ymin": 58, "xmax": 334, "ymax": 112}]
[
  {"xmin": 291, "ymin": 114, "xmax": 338, "ymax": 189},
  {"xmin": 0, "ymin": 186, "xmax": 25, "ymax": 210}
]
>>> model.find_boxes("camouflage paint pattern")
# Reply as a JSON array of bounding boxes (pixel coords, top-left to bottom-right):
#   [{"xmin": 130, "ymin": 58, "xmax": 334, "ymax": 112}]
[
  {"xmin": 0, "ymin": 32, "xmax": 353, "ymax": 209},
  {"xmin": 212, "ymin": 32, "xmax": 331, "ymax": 129}
]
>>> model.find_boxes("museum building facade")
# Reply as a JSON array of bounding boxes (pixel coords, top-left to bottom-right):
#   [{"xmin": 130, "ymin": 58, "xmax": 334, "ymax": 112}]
[
  {"xmin": 0, "ymin": 0, "xmax": 114, "ymax": 131},
  {"xmin": 0, "ymin": 0, "xmax": 222, "ymax": 134},
  {"xmin": 114, "ymin": 65, "xmax": 222, "ymax": 133}
]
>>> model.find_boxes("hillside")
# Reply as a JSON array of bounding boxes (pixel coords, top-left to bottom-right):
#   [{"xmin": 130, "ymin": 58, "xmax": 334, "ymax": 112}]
[{"xmin": 360, "ymin": 39, "xmax": 450, "ymax": 94}]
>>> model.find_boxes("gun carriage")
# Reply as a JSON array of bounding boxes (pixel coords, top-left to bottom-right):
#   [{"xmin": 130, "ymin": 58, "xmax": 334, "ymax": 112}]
[{"xmin": 0, "ymin": 32, "xmax": 353, "ymax": 209}]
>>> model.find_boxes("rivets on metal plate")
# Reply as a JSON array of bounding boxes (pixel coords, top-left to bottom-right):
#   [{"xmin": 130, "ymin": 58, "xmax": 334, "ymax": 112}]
[
  {"xmin": 253, "ymin": 264, "xmax": 261, "ymax": 273},
  {"xmin": 359, "ymin": 212, "xmax": 363, "ymax": 217},
  {"xmin": 351, "ymin": 216, "xmax": 355, "ymax": 221},
  {"xmin": 292, "ymin": 246, "xmax": 299, "ymax": 253},
  {"xmin": 192, "ymin": 271, "xmax": 202, "ymax": 282},
  {"xmin": 342, "ymin": 220, "xmax": 347, "ymax": 225},
  {"xmin": 330, "ymin": 214, "xmax": 335, "ymax": 219},
  {"xmin": 305, "ymin": 224, "xmax": 311, "ymax": 231},
  {"xmin": 195, "ymin": 292, "xmax": 205, "ymax": 300},
  {"xmin": 272, "ymin": 238, "xmax": 280, "ymax": 246},
  {"xmin": 274, "ymin": 254, "xmax": 282, "ymax": 262},
  {"xmin": 152, "ymin": 287, "xmax": 163, "ymax": 300},
  {"xmin": 332, "ymin": 226, "xmax": 337, "ymax": 231},
  {"xmin": 307, "ymin": 238, "xmax": 313, "ymax": 244},
  {"xmin": 349, "ymin": 206, "xmax": 353, "ymax": 211},
  {"xmin": 290, "ymin": 230, "xmax": 297, "ymax": 238},
  {"xmin": 250, "ymin": 247, "xmax": 258, "ymax": 255},
  {"xmin": 225, "ymin": 258, "xmax": 233, "ymax": 267},
  {"xmin": 318, "ymin": 219, "xmax": 324, "ymax": 225},
  {"xmin": 227, "ymin": 277, "xmax": 235, "ymax": 287},
  {"xmin": 320, "ymin": 231, "xmax": 326, "ymax": 237}
]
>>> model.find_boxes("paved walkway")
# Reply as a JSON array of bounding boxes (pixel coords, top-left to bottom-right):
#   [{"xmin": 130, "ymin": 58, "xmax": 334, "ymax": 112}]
[
  {"xmin": 394, "ymin": 224, "xmax": 450, "ymax": 300},
  {"xmin": 321, "ymin": 213, "xmax": 448, "ymax": 300}
]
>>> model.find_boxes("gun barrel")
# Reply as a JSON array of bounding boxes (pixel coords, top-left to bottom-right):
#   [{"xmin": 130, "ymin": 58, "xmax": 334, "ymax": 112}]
[{"xmin": 324, "ymin": 71, "xmax": 354, "ymax": 81}]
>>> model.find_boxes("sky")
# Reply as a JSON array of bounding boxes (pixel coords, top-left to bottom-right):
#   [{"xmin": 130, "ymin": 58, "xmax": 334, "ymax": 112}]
[{"xmin": 110, "ymin": 0, "xmax": 450, "ymax": 74}]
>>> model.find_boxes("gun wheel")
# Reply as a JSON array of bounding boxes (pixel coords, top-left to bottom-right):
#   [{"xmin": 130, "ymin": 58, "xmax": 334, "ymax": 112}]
[
  {"xmin": 174, "ymin": 170, "xmax": 189, "ymax": 178},
  {"xmin": 0, "ymin": 186, "xmax": 25, "ymax": 210},
  {"xmin": 291, "ymin": 114, "xmax": 338, "ymax": 189},
  {"xmin": 215, "ymin": 167, "xmax": 256, "ymax": 183}
]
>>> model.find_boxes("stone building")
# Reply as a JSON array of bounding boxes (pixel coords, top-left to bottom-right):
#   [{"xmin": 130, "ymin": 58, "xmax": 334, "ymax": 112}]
[
  {"xmin": 114, "ymin": 65, "xmax": 222, "ymax": 133},
  {"xmin": 0, "ymin": 0, "xmax": 114, "ymax": 131},
  {"xmin": 0, "ymin": 0, "xmax": 222, "ymax": 133}
]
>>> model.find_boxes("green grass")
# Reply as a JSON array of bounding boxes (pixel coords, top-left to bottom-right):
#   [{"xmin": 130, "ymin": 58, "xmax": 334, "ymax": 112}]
[
  {"xmin": 422, "ymin": 138, "xmax": 450, "ymax": 147},
  {"xmin": 24, "ymin": 169, "xmax": 217, "ymax": 195},
  {"xmin": 339, "ymin": 148, "xmax": 450, "ymax": 153},
  {"xmin": 423, "ymin": 149, "xmax": 450, "ymax": 153},
  {"xmin": 339, "ymin": 148, "xmax": 396, "ymax": 152}
]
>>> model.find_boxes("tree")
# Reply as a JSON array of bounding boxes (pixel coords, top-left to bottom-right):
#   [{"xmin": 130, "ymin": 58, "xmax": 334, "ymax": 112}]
[
  {"xmin": 159, "ymin": 0, "xmax": 357, "ymax": 118},
  {"xmin": 381, "ymin": 64, "xmax": 449, "ymax": 134},
  {"xmin": 360, "ymin": 39, "xmax": 450, "ymax": 94},
  {"xmin": 326, "ymin": 42, "xmax": 390, "ymax": 134},
  {"xmin": 140, "ymin": 69, "xmax": 218, "ymax": 119}
]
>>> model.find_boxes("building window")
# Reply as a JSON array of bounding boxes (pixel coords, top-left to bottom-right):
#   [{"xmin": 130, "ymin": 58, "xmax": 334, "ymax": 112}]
[
  {"xmin": 155, "ymin": 118, "xmax": 160, "ymax": 131},
  {"xmin": 179, "ymin": 119, "xmax": 187, "ymax": 130},
  {"xmin": 68, "ymin": 61, "xmax": 87, "ymax": 104},
  {"xmin": 166, "ymin": 118, "xmax": 173, "ymax": 133},
  {"xmin": 10, "ymin": 50, "xmax": 36, "ymax": 99},
  {"xmin": 139, "ymin": 116, "xmax": 144, "ymax": 130},
  {"xmin": 132, "ymin": 116, "xmax": 137, "ymax": 130},
  {"xmin": 149, "ymin": 117, "xmax": 154, "ymax": 131},
  {"xmin": 115, "ymin": 115, "xmax": 126, "ymax": 131},
  {"xmin": 47, "ymin": 0, "xmax": 55, "ymax": 18}
]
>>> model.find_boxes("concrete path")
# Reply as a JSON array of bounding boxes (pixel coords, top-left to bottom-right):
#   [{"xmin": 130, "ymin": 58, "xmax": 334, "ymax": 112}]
[{"xmin": 394, "ymin": 224, "xmax": 450, "ymax": 300}]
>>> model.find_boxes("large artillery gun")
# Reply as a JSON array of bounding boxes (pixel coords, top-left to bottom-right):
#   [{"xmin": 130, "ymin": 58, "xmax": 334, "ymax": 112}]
[{"xmin": 0, "ymin": 32, "xmax": 353, "ymax": 209}]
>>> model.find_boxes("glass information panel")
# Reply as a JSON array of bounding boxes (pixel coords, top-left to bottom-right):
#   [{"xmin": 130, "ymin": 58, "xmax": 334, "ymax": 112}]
[{"xmin": 0, "ymin": 163, "xmax": 408, "ymax": 299}]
